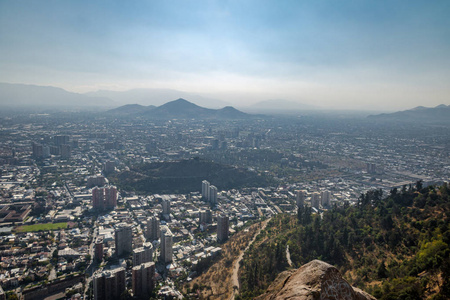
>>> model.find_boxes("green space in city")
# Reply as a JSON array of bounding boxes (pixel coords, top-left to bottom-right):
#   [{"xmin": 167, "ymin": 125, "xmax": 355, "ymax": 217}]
[{"xmin": 15, "ymin": 222, "xmax": 68, "ymax": 233}]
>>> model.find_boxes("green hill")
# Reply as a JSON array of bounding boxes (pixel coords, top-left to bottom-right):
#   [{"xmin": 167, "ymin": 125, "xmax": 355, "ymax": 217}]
[
  {"xmin": 238, "ymin": 182, "xmax": 450, "ymax": 299},
  {"xmin": 110, "ymin": 158, "xmax": 274, "ymax": 194}
]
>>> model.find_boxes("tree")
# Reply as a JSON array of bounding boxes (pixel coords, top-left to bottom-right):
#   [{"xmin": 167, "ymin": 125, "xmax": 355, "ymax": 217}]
[
  {"xmin": 415, "ymin": 180, "xmax": 423, "ymax": 192},
  {"xmin": 52, "ymin": 249, "xmax": 59, "ymax": 263},
  {"xmin": 6, "ymin": 292, "xmax": 19, "ymax": 300},
  {"xmin": 120, "ymin": 289, "xmax": 132, "ymax": 300},
  {"xmin": 377, "ymin": 261, "xmax": 388, "ymax": 278},
  {"xmin": 297, "ymin": 204, "xmax": 304, "ymax": 223}
]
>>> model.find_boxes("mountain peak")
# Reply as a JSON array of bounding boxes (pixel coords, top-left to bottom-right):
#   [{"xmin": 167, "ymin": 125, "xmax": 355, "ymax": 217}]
[
  {"xmin": 435, "ymin": 104, "xmax": 448, "ymax": 108},
  {"xmin": 157, "ymin": 98, "xmax": 201, "ymax": 111},
  {"xmin": 173, "ymin": 98, "xmax": 189, "ymax": 103},
  {"xmin": 220, "ymin": 106, "xmax": 239, "ymax": 111},
  {"xmin": 162, "ymin": 98, "xmax": 197, "ymax": 106},
  {"xmin": 107, "ymin": 98, "xmax": 252, "ymax": 119}
]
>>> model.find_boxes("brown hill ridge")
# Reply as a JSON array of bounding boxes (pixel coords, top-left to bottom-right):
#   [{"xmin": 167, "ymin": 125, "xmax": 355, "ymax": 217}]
[{"xmin": 255, "ymin": 260, "xmax": 376, "ymax": 300}]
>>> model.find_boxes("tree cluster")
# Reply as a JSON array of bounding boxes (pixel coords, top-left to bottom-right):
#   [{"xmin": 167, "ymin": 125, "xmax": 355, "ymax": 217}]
[{"xmin": 239, "ymin": 182, "xmax": 450, "ymax": 299}]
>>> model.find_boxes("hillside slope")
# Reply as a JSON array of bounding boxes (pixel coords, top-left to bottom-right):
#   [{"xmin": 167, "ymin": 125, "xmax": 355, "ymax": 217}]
[
  {"xmin": 368, "ymin": 104, "xmax": 450, "ymax": 123},
  {"xmin": 238, "ymin": 183, "xmax": 450, "ymax": 299}
]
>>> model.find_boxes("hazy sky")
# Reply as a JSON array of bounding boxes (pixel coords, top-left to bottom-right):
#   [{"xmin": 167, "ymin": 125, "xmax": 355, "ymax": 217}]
[{"xmin": 1, "ymin": 0, "xmax": 449, "ymax": 109}]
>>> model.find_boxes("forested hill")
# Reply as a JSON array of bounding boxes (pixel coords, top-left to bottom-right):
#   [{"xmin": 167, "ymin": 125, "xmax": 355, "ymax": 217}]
[
  {"xmin": 109, "ymin": 158, "xmax": 274, "ymax": 194},
  {"xmin": 238, "ymin": 183, "xmax": 450, "ymax": 300}
]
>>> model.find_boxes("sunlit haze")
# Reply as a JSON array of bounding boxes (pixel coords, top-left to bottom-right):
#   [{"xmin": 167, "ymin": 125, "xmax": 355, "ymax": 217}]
[{"xmin": 1, "ymin": 0, "xmax": 449, "ymax": 110}]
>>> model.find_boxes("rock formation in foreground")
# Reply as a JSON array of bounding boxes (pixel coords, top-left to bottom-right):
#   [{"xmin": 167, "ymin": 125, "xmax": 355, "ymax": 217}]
[{"xmin": 255, "ymin": 260, "xmax": 376, "ymax": 300}]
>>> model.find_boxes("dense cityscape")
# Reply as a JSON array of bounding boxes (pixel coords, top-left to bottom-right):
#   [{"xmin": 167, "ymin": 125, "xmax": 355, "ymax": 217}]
[
  {"xmin": 1, "ymin": 0, "xmax": 449, "ymax": 299},
  {"xmin": 0, "ymin": 108, "xmax": 448, "ymax": 299}
]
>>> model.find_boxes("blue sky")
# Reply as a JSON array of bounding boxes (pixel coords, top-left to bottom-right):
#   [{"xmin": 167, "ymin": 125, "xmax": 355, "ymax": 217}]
[{"xmin": 1, "ymin": 0, "xmax": 449, "ymax": 109}]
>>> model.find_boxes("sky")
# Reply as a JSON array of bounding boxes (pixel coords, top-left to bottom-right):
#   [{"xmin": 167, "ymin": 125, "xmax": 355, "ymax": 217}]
[{"xmin": 1, "ymin": 0, "xmax": 449, "ymax": 110}]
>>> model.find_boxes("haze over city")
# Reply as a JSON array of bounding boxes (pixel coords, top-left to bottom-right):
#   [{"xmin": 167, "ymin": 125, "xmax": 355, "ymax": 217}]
[
  {"xmin": 1, "ymin": 0, "xmax": 449, "ymax": 110},
  {"xmin": 1, "ymin": 2, "xmax": 450, "ymax": 300}
]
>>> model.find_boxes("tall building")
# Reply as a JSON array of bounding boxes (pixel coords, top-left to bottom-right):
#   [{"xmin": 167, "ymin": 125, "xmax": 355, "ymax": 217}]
[
  {"xmin": 217, "ymin": 215, "xmax": 229, "ymax": 243},
  {"xmin": 321, "ymin": 190, "xmax": 331, "ymax": 207},
  {"xmin": 199, "ymin": 209, "xmax": 213, "ymax": 224},
  {"xmin": 209, "ymin": 185, "xmax": 218, "ymax": 204},
  {"xmin": 311, "ymin": 192, "xmax": 320, "ymax": 209},
  {"xmin": 104, "ymin": 161, "xmax": 115, "ymax": 174},
  {"xmin": 49, "ymin": 145, "xmax": 60, "ymax": 155},
  {"xmin": 202, "ymin": 180, "xmax": 210, "ymax": 200},
  {"xmin": 71, "ymin": 139, "xmax": 79, "ymax": 148},
  {"xmin": 92, "ymin": 187, "xmax": 105, "ymax": 210},
  {"xmin": 133, "ymin": 242, "xmax": 153, "ymax": 267},
  {"xmin": 104, "ymin": 186, "xmax": 117, "ymax": 209},
  {"xmin": 367, "ymin": 163, "xmax": 376, "ymax": 174},
  {"xmin": 162, "ymin": 199, "xmax": 170, "ymax": 215},
  {"xmin": 160, "ymin": 225, "xmax": 173, "ymax": 263},
  {"xmin": 132, "ymin": 262, "xmax": 155, "ymax": 300},
  {"xmin": 32, "ymin": 142, "xmax": 43, "ymax": 158},
  {"xmin": 115, "ymin": 224, "xmax": 132, "ymax": 257},
  {"xmin": 94, "ymin": 238, "xmax": 104, "ymax": 262},
  {"xmin": 296, "ymin": 190, "xmax": 306, "ymax": 207},
  {"xmin": 146, "ymin": 216, "xmax": 160, "ymax": 242},
  {"xmin": 42, "ymin": 145, "xmax": 50, "ymax": 158},
  {"xmin": 93, "ymin": 267, "xmax": 126, "ymax": 300},
  {"xmin": 162, "ymin": 197, "xmax": 170, "ymax": 221},
  {"xmin": 92, "ymin": 186, "xmax": 117, "ymax": 210},
  {"xmin": 60, "ymin": 144, "xmax": 71, "ymax": 159}
]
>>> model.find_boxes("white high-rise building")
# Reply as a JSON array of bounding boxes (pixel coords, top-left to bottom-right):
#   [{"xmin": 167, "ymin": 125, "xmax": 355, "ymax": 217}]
[
  {"xmin": 202, "ymin": 180, "xmax": 210, "ymax": 200},
  {"xmin": 209, "ymin": 185, "xmax": 218, "ymax": 204},
  {"xmin": 160, "ymin": 225, "xmax": 173, "ymax": 263}
]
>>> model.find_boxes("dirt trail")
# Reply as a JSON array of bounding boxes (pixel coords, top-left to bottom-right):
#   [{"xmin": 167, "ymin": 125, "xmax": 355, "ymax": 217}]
[
  {"xmin": 229, "ymin": 218, "xmax": 270, "ymax": 300},
  {"xmin": 286, "ymin": 244, "xmax": 293, "ymax": 267}
]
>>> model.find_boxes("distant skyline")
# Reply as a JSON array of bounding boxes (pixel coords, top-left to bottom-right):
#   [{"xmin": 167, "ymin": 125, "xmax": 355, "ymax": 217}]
[{"xmin": 1, "ymin": 0, "xmax": 449, "ymax": 110}]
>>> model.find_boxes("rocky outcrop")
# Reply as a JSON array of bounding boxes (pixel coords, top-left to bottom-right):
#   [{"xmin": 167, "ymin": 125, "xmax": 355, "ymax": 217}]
[{"xmin": 255, "ymin": 260, "xmax": 376, "ymax": 300}]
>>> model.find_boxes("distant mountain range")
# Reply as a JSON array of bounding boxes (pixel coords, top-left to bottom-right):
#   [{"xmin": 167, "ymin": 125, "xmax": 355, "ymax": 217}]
[
  {"xmin": 2, "ymin": 82, "xmax": 447, "ymax": 119},
  {"xmin": 0, "ymin": 83, "xmax": 229, "ymax": 109},
  {"xmin": 368, "ymin": 104, "xmax": 450, "ymax": 123},
  {"xmin": 241, "ymin": 99, "xmax": 320, "ymax": 114},
  {"xmin": 0, "ymin": 82, "xmax": 113, "ymax": 109},
  {"xmin": 107, "ymin": 98, "xmax": 252, "ymax": 119},
  {"xmin": 86, "ymin": 88, "xmax": 230, "ymax": 108}
]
